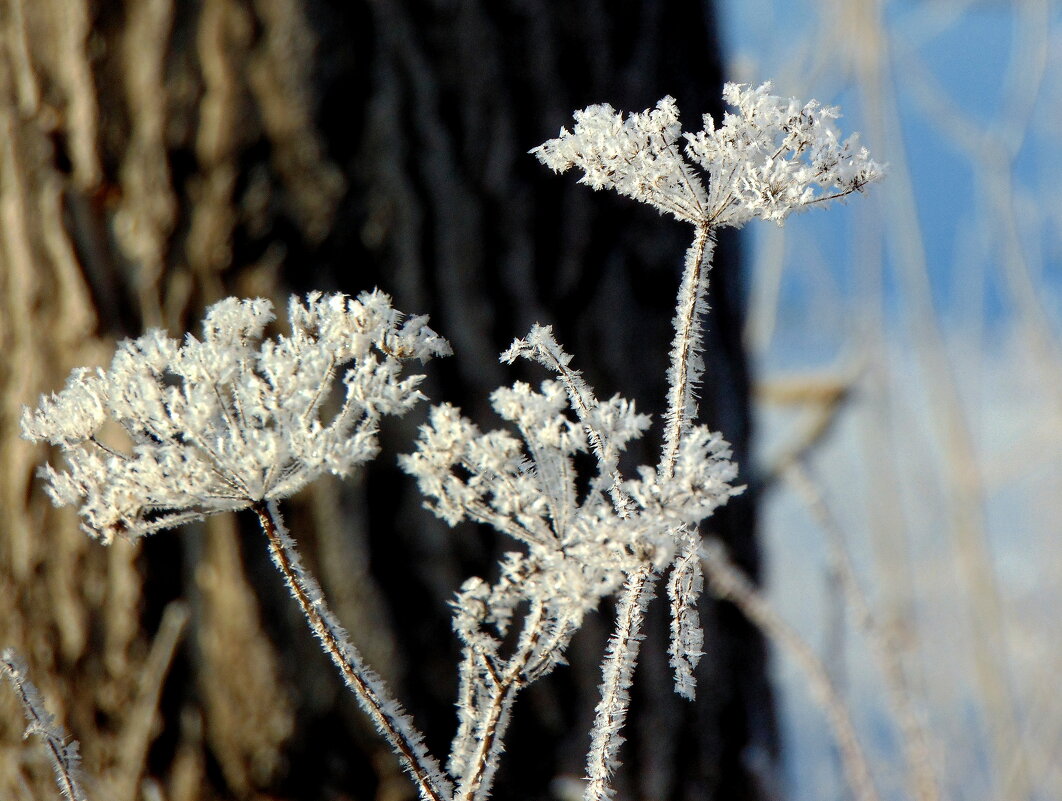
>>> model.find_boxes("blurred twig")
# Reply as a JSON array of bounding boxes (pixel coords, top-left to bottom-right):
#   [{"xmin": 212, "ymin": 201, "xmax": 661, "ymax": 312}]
[
  {"xmin": 785, "ymin": 461, "xmax": 942, "ymax": 801},
  {"xmin": 701, "ymin": 541, "xmax": 882, "ymax": 801},
  {"xmin": 757, "ymin": 370, "xmax": 854, "ymax": 493},
  {"xmin": 107, "ymin": 602, "xmax": 189, "ymax": 801}
]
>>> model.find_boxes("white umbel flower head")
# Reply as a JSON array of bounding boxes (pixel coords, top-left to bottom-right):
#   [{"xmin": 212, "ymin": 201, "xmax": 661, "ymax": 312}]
[
  {"xmin": 532, "ymin": 81, "xmax": 883, "ymax": 228},
  {"xmin": 401, "ymin": 379, "xmax": 741, "ymax": 627},
  {"xmin": 21, "ymin": 290, "xmax": 450, "ymax": 542}
]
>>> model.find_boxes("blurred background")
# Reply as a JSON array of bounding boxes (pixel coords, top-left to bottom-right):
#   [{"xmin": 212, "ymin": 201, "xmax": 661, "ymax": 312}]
[
  {"xmin": 2, "ymin": 1, "xmax": 1060, "ymax": 800},
  {"xmin": 719, "ymin": 1, "xmax": 1062, "ymax": 799}
]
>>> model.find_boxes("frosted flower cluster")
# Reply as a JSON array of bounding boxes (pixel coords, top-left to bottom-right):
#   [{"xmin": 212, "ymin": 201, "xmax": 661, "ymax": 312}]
[
  {"xmin": 401, "ymin": 360, "xmax": 740, "ymax": 794},
  {"xmin": 11, "ymin": 73, "xmax": 884, "ymax": 801},
  {"xmin": 532, "ymin": 81, "xmax": 884, "ymax": 227},
  {"xmin": 401, "ymin": 377, "xmax": 740, "ymax": 663},
  {"xmin": 21, "ymin": 291, "xmax": 450, "ymax": 541}
]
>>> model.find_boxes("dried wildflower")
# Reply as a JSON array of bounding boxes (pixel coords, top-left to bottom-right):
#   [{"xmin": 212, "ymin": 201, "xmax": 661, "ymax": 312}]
[
  {"xmin": 21, "ymin": 290, "xmax": 450, "ymax": 541},
  {"xmin": 13, "ymin": 77, "xmax": 884, "ymax": 801},
  {"xmin": 530, "ymin": 83, "xmax": 883, "ymax": 801},
  {"xmin": 532, "ymin": 81, "xmax": 884, "ymax": 228},
  {"xmin": 402, "ymin": 329, "xmax": 741, "ymax": 801}
]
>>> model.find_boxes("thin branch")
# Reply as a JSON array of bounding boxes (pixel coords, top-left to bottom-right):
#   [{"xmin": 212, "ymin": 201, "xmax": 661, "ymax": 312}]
[
  {"xmin": 108, "ymin": 602, "xmax": 190, "ymax": 801},
  {"xmin": 784, "ymin": 462, "xmax": 941, "ymax": 801},
  {"xmin": 455, "ymin": 601, "xmax": 556, "ymax": 801},
  {"xmin": 455, "ymin": 680, "xmax": 520, "ymax": 801},
  {"xmin": 585, "ymin": 565, "xmax": 659, "ymax": 801},
  {"xmin": 0, "ymin": 650, "xmax": 88, "ymax": 801},
  {"xmin": 700, "ymin": 541, "xmax": 882, "ymax": 801},
  {"xmin": 253, "ymin": 500, "xmax": 453, "ymax": 801},
  {"xmin": 756, "ymin": 371, "xmax": 853, "ymax": 493}
]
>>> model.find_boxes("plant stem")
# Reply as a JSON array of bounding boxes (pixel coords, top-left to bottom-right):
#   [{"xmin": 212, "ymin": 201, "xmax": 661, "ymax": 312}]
[
  {"xmin": 456, "ymin": 678, "xmax": 521, "ymax": 801},
  {"xmin": 253, "ymin": 500, "xmax": 452, "ymax": 801},
  {"xmin": 585, "ymin": 220, "xmax": 714, "ymax": 801},
  {"xmin": 456, "ymin": 602, "xmax": 547, "ymax": 801},
  {"xmin": 585, "ymin": 564, "xmax": 659, "ymax": 801},
  {"xmin": 701, "ymin": 542, "xmax": 881, "ymax": 801},
  {"xmin": 661, "ymin": 221, "xmax": 715, "ymax": 478},
  {"xmin": 1, "ymin": 649, "xmax": 88, "ymax": 801}
]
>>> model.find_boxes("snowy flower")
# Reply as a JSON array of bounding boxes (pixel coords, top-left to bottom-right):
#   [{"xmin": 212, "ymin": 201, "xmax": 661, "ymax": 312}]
[
  {"xmin": 531, "ymin": 81, "xmax": 884, "ymax": 228},
  {"xmin": 401, "ymin": 378, "xmax": 740, "ymax": 642},
  {"xmin": 21, "ymin": 290, "xmax": 450, "ymax": 541},
  {"xmin": 402, "ymin": 370, "xmax": 741, "ymax": 796},
  {"xmin": 531, "ymin": 97, "xmax": 708, "ymax": 224}
]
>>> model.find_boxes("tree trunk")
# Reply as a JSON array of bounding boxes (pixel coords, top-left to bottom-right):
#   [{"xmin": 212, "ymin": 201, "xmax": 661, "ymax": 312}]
[{"xmin": 0, "ymin": 1, "xmax": 777, "ymax": 799}]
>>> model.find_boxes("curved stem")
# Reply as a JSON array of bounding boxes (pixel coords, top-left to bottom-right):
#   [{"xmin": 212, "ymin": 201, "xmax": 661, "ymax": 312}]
[{"xmin": 253, "ymin": 501, "xmax": 452, "ymax": 801}]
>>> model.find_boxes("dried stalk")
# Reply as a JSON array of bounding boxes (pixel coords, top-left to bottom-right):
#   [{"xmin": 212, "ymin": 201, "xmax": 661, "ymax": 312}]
[
  {"xmin": 585, "ymin": 566, "xmax": 659, "ymax": 801},
  {"xmin": 661, "ymin": 222, "xmax": 715, "ymax": 479},
  {"xmin": 0, "ymin": 650, "xmax": 88, "ymax": 801},
  {"xmin": 252, "ymin": 500, "xmax": 452, "ymax": 801},
  {"xmin": 454, "ymin": 605, "xmax": 546, "ymax": 801},
  {"xmin": 108, "ymin": 602, "xmax": 189, "ymax": 801},
  {"xmin": 701, "ymin": 541, "xmax": 881, "ymax": 801},
  {"xmin": 785, "ymin": 461, "xmax": 940, "ymax": 801}
]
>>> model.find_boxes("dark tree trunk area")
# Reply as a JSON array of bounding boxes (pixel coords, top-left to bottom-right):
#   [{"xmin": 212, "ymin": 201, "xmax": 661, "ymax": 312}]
[{"xmin": 0, "ymin": 1, "xmax": 777, "ymax": 800}]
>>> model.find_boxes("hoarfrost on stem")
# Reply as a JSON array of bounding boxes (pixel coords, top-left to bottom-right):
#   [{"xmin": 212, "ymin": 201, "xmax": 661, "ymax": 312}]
[
  {"xmin": 529, "ymin": 81, "xmax": 883, "ymax": 800},
  {"xmin": 1, "ymin": 650, "xmax": 88, "ymax": 801}
]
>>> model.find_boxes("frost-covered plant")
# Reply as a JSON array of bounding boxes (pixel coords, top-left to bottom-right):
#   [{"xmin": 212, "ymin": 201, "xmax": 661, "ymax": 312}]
[
  {"xmin": 400, "ymin": 331, "xmax": 740, "ymax": 800},
  {"xmin": 21, "ymin": 290, "xmax": 456, "ymax": 801},
  {"xmin": 523, "ymin": 81, "xmax": 883, "ymax": 800},
  {"xmin": 16, "ymin": 82, "xmax": 881, "ymax": 801},
  {"xmin": 1, "ymin": 650, "xmax": 87, "ymax": 801},
  {"xmin": 532, "ymin": 82, "xmax": 882, "ymax": 489},
  {"xmin": 532, "ymin": 80, "xmax": 883, "ymax": 228},
  {"xmin": 21, "ymin": 290, "xmax": 450, "ymax": 541}
]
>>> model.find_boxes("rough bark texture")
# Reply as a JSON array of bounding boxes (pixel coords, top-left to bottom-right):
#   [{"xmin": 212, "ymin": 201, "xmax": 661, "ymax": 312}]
[{"xmin": 0, "ymin": 1, "xmax": 777, "ymax": 799}]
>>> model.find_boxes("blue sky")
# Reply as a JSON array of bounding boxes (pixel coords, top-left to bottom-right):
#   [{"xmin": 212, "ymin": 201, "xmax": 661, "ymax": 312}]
[{"xmin": 717, "ymin": 0, "xmax": 1062, "ymax": 342}]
